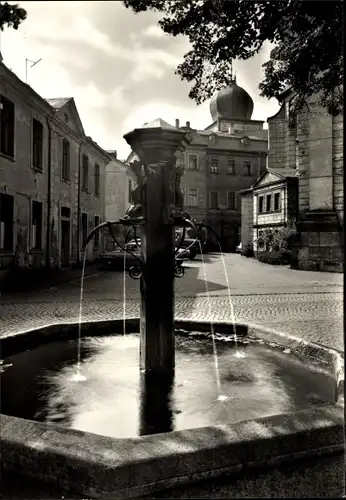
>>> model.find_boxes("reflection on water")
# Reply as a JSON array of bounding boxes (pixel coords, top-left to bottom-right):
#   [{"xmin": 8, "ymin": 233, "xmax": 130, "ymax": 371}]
[{"xmin": 0, "ymin": 333, "xmax": 334, "ymax": 438}]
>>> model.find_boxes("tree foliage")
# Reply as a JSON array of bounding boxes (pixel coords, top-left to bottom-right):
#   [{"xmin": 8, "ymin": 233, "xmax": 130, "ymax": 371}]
[
  {"xmin": 123, "ymin": 0, "xmax": 343, "ymax": 115},
  {"xmin": 0, "ymin": 1, "xmax": 26, "ymax": 31}
]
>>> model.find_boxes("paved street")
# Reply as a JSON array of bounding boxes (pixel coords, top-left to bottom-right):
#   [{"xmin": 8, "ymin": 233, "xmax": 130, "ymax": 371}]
[{"xmin": 0, "ymin": 254, "xmax": 343, "ymax": 351}]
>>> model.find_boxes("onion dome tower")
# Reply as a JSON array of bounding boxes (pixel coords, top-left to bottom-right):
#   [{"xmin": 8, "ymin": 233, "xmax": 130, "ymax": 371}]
[{"xmin": 209, "ymin": 76, "xmax": 254, "ymax": 122}]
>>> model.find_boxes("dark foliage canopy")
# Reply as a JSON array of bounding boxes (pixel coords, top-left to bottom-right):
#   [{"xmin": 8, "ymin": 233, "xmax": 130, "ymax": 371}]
[
  {"xmin": 0, "ymin": 1, "xmax": 26, "ymax": 31},
  {"xmin": 123, "ymin": 0, "xmax": 343, "ymax": 115}
]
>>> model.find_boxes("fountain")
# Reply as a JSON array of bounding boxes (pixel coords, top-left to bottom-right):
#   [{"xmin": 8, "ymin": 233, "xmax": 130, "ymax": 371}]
[{"xmin": 0, "ymin": 120, "xmax": 344, "ymax": 498}]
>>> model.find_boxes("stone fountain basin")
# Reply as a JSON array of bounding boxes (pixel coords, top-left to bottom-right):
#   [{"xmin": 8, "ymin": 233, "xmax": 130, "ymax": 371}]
[{"xmin": 0, "ymin": 318, "xmax": 344, "ymax": 499}]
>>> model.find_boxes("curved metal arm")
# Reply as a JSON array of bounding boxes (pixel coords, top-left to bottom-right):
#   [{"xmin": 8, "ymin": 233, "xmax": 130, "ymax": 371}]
[
  {"xmin": 173, "ymin": 217, "xmax": 202, "ymax": 255},
  {"xmin": 199, "ymin": 222, "xmax": 221, "ymax": 244},
  {"xmin": 172, "ymin": 217, "xmax": 222, "ymax": 258},
  {"xmin": 106, "ymin": 222, "xmax": 143, "ymax": 265},
  {"xmin": 84, "ymin": 219, "xmax": 189, "ymax": 281},
  {"xmin": 84, "ymin": 220, "xmax": 144, "ymax": 280},
  {"xmin": 84, "ymin": 221, "xmax": 112, "ymax": 247},
  {"xmin": 133, "ymin": 225, "xmax": 142, "ymax": 253},
  {"xmin": 174, "ymin": 225, "xmax": 186, "ymax": 256}
]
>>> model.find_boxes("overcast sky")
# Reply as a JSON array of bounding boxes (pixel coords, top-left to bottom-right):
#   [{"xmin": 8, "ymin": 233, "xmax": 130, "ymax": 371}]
[{"xmin": 2, "ymin": 1, "xmax": 279, "ymax": 160}]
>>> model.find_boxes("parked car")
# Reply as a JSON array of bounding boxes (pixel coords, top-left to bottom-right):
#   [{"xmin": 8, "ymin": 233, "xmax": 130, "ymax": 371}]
[
  {"xmin": 236, "ymin": 242, "xmax": 242, "ymax": 253},
  {"xmin": 126, "ymin": 240, "xmax": 190, "ymax": 262},
  {"xmin": 100, "ymin": 241, "xmax": 190, "ymax": 270}
]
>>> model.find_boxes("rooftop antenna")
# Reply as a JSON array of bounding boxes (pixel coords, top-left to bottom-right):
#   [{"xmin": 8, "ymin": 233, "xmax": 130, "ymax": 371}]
[{"xmin": 25, "ymin": 57, "xmax": 42, "ymax": 84}]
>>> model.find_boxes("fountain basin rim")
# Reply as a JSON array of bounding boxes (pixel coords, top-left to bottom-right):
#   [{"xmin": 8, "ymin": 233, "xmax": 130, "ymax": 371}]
[{"xmin": 1, "ymin": 405, "xmax": 344, "ymax": 499}]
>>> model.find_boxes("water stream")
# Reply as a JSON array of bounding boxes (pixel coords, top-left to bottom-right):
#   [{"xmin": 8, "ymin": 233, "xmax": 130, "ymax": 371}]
[
  {"xmin": 216, "ymin": 242, "xmax": 245, "ymax": 357},
  {"xmin": 123, "ymin": 250, "xmax": 127, "ymax": 335},
  {"xmin": 197, "ymin": 242, "xmax": 224, "ymax": 400},
  {"xmin": 72, "ymin": 250, "xmax": 87, "ymax": 382}
]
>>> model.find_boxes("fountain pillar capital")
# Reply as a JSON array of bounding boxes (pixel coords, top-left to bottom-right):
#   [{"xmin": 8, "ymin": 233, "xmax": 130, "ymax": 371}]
[
  {"xmin": 124, "ymin": 121, "xmax": 191, "ymax": 224},
  {"xmin": 124, "ymin": 121, "xmax": 191, "ymax": 166}
]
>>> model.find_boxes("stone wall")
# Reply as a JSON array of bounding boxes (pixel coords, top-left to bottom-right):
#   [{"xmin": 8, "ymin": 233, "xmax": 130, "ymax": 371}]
[
  {"xmin": 267, "ymin": 104, "xmax": 286, "ymax": 170},
  {"xmin": 332, "ymin": 113, "xmax": 343, "ymax": 223},
  {"xmin": 285, "ymin": 102, "xmax": 297, "ymax": 170},
  {"xmin": 295, "ymin": 97, "xmax": 343, "ymax": 272},
  {"xmin": 296, "ymin": 106, "xmax": 310, "ymax": 213},
  {"xmin": 0, "ymin": 65, "xmax": 50, "ymax": 270},
  {"xmin": 240, "ymin": 191, "xmax": 253, "ymax": 251}
]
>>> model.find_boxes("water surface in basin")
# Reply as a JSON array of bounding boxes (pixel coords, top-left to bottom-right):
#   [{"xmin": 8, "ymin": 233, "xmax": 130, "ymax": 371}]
[{"xmin": 0, "ymin": 333, "xmax": 334, "ymax": 438}]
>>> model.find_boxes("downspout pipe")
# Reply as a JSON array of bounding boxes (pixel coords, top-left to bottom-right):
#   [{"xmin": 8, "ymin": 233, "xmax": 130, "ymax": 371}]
[
  {"xmin": 45, "ymin": 116, "xmax": 53, "ymax": 268},
  {"xmin": 77, "ymin": 141, "xmax": 83, "ymax": 266}
]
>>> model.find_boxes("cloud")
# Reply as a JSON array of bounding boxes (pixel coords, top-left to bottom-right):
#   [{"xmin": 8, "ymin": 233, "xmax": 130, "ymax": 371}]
[
  {"xmin": 2, "ymin": 1, "xmax": 279, "ymax": 159},
  {"xmin": 142, "ymin": 24, "xmax": 165, "ymax": 38}
]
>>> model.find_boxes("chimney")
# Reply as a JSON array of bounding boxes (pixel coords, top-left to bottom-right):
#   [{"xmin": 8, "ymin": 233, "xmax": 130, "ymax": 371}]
[
  {"xmin": 175, "ymin": 119, "xmax": 180, "ymax": 128},
  {"xmin": 186, "ymin": 121, "xmax": 190, "ymax": 128},
  {"xmin": 106, "ymin": 150, "xmax": 117, "ymax": 160}
]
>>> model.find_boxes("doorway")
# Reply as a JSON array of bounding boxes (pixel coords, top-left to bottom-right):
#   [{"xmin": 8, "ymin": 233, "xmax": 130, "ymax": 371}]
[{"xmin": 60, "ymin": 219, "xmax": 70, "ymax": 268}]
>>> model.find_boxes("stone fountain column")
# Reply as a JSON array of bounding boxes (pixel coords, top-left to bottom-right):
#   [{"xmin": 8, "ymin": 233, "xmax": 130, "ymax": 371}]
[{"xmin": 123, "ymin": 120, "xmax": 191, "ymax": 379}]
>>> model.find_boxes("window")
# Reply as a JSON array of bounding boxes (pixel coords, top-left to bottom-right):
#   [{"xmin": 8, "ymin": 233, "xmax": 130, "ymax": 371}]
[
  {"xmin": 94, "ymin": 163, "xmax": 100, "ymax": 196},
  {"xmin": 61, "ymin": 139, "xmax": 70, "ymax": 181},
  {"xmin": 31, "ymin": 201, "xmax": 43, "ymax": 249},
  {"xmin": 228, "ymin": 159, "xmax": 236, "ymax": 175},
  {"xmin": 0, "ymin": 95, "xmax": 15, "ymax": 157},
  {"xmin": 243, "ymin": 160, "xmax": 251, "ymax": 176},
  {"xmin": 128, "ymin": 179, "xmax": 133, "ymax": 203},
  {"xmin": 209, "ymin": 159, "xmax": 218, "ymax": 173},
  {"xmin": 187, "ymin": 188, "xmax": 198, "ymax": 207},
  {"xmin": 81, "ymin": 213, "xmax": 88, "ymax": 248},
  {"xmin": 32, "ymin": 119, "xmax": 43, "ymax": 170},
  {"xmin": 266, "ymin": 194, "xmax": 272, "ymax": 212},
  {"xmin": 181, "ymin": 187, "xmax": 186, "ymax": 205},
  {"xmin": 0, "ymin": 193, "xmax": 14, "ymax": 250},
  {"xmin": 209, "ymin": 190, "xmax": 219, "ymax": 209},
  {"xmin": 188, "ymin": 154, "xmax": 198, "ymax": 170},
  {"xmin": 227, "ymin": 191, "xmax": 235, "ymax": 210},
  {"xmin": 258, "ymin": 230, "xmax": 265, "ymax": 249},
  {"xmin": 61, "ymin": 207, "xmax": 71, "ymax": 219},
  {"xmin": 258, "ymin": 196, "xmax": 264, "ymax": 213},
  {"xmin": 94, "ymin": 215, "xmax": 100, "ymax": 249},
  {"xmin": 274, "ymin": 192, "xmax": 281, "ymax": 211},
  {"xmin": 235, "ymin": 192, "xmax": 240, "ymax": 210},
  {"xmin": 61, "ymin": 206, "xmax": 71, "ymax": 218},
  {"xmin": 82, "ymin": 155, "xmax": 89, "ymax": 191}
]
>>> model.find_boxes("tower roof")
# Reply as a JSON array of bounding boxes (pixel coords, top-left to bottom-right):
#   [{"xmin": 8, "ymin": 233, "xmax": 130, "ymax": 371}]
[{"xmin": 210, "ymin": 79, "xmax": 254, "ymax": 122}]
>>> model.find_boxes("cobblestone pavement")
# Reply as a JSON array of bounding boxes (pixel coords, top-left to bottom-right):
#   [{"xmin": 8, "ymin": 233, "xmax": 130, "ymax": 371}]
[
  {"xmin": 0, "ymin": 254, "xmax": 343, "ymax": 351},
  {"xmin": 0, "ymin": 293, "xmax": 343, "ymax": 351}
]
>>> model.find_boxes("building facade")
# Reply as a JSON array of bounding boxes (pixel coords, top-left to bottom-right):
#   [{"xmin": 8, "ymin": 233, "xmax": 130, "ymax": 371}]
[
  {"xmin": 251, "ymin": 169, "xmax": 298, "ymax": 253},
  {"xmin": 104, "ymin": 151, "xmax": 130, "ymax": 250},
  {"xmin": 267, "ymin": 88, "xmax": 344, "ymax": 271},
  {"xmin": 0, "ymin": 59, "xmax": 110, "ymax": 270},
  {"xmin": 240, "ymin": 169, "xmax": 298, "ymax": 255}
]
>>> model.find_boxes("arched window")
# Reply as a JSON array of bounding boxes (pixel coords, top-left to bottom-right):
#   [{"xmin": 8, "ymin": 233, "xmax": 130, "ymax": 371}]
[{"xmin": 62, "ymin": 138, "xmax": 70, "ymax": 181}]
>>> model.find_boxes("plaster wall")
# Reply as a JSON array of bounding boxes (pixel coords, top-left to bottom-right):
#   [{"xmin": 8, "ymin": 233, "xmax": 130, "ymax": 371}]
[{"xmin": 0, "ymin": 65, "xmax": 50, "ymax": 269}]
